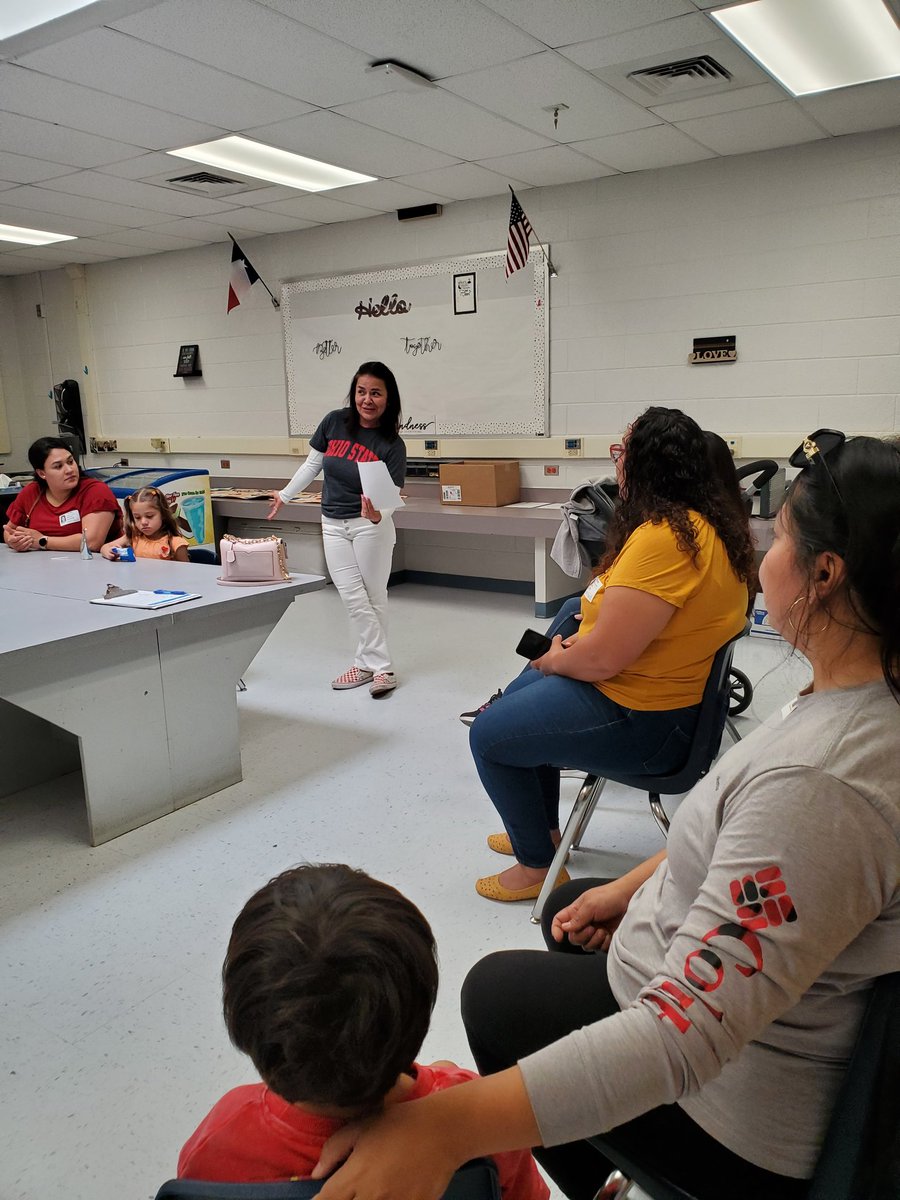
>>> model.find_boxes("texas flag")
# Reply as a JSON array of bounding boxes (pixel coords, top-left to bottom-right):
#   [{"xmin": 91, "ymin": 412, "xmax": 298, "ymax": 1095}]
[{"xmin": 227, "ymin": 239, "xmax": 260, "ymax": 313}]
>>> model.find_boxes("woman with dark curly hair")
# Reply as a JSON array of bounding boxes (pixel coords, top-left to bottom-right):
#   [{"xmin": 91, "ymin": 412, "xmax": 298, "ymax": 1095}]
[{"xmin": 467, "ymin": 406, "xmax": 755, "ymax": 903}]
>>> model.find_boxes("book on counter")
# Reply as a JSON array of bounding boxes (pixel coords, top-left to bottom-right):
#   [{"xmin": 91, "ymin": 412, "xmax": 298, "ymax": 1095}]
[{"xmin": 90, "ymin": 589, "xmax": 201, "ymax": 609}]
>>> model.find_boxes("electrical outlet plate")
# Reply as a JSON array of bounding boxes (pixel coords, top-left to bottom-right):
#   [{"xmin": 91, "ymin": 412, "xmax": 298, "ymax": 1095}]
[
  {"xmin": 424, "ymin": 439, "xmax": 439, "ymax": 457},
  {"xmin": 724, "ymin": 436, "xmax": 742, "ymax": 457},
  {"xmin": 564, "ymin": 438, "xmax": 583, "ymax": 458},
  {"xmin": 150, "ymin": 437, "xmax": 169, "ymax": 452},
  {"xmin": 544, "ymin": 464, "xmax": 559, "ymax": 476}
]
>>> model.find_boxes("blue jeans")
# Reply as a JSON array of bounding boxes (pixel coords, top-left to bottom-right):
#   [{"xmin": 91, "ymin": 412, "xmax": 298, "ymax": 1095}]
[{"xmin": 469, "ymin": 640, "xmax": 700, "ymax": 869}]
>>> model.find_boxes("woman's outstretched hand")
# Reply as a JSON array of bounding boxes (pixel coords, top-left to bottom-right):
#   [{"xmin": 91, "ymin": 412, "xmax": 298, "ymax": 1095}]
[
  {"xmin": 360, "ymin": 495, "xmax": 382, "ymax": 524},
  {"xmin": 314, "ymin": 1100, "xmax": 457, "ymax": 1200},
  {"xmin": 550, "ymin": 882, "xmax": 630, "ymax": 952},
  {"xmin": 266, "ymin": 493, "xmax": 284, "ymax": 521}
]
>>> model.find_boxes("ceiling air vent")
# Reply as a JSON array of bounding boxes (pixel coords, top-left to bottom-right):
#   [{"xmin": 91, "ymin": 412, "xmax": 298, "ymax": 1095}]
[
  {"xmin": 163, "ymin": 171, "xmax": 259, "ymax": 198},
  {"xmin": 628, "ymin": 55, "xmax": 732, "ymax": 97}
]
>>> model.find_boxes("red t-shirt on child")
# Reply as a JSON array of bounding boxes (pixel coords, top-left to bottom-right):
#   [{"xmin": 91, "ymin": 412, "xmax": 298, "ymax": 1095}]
[{"xmin": 178, "ymin": 1062, "xmax": 548, "ymax": 1200}]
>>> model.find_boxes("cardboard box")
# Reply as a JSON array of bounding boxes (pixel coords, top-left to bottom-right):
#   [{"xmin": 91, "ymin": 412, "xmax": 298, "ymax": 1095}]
[
  {"xmin": 749, "ymin": 593, "xmax": 782, "ymax": 639},
  {"xmin": 439, "ymin": 460, "xmax": 520, "ymax": 507}
]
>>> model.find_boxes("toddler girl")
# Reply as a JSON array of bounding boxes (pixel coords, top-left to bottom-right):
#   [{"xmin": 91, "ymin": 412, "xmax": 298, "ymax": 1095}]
[{"xmin": 101, "ymin": 487, "xmax": 190, "ymax": 562}]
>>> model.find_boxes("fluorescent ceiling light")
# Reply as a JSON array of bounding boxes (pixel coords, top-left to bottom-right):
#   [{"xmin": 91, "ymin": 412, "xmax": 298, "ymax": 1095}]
[
  {"xmin": 0, "ymin": 223, "xmax": 76, "ymax": 246},
  {"xmin": 710, "ymin": 0, "xmax": 900, "ymax": 96},
  {"xmin": 167, "ymin": 137, "xmax": 375, "ymax": 192},
  {"xmin": 0, "ymin": 1, "xmax": 95, "ymax": 39}
]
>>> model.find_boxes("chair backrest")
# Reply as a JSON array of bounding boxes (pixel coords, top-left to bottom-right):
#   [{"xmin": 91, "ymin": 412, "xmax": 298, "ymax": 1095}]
[
  {"xmin": 610, "ymin": 620, "xmax": 749, "ymax": 797},
  {"xmin": 808, "ymin": 972, "xmax": 900, "ymax": 1200},
  {"xmin": 156, "ymin": 1157, "xmax": 500, "ymax": 1200},
  {"xmin": 188, "ymin": 546, "xmax": 219, "ymax": 565},
  {"xmin": 588, "ymin": 972, "xmax": 900, "ymax": 1200}
]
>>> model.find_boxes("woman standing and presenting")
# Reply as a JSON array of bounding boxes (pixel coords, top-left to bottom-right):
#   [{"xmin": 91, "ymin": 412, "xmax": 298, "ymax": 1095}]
[
  {"xmin": 468, "ymin": 407, "xmax": 755, "ymax": 902},
  {"xmin": 268, "ymin": 362, "xmax": 406, "ymax": 698},
  {"xmin": 3, "ymin": 436, "xmax": 122, "ymax": 553},
  {"xmin": 313, "ymin": 431, "xmax": 900, "ymax": 1200}
]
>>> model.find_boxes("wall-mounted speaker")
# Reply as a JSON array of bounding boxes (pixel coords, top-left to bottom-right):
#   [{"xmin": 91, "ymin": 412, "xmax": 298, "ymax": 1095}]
[
  {"xmin": 397, "ymin": 203, "xmax": 442, "ymax": 221},
  {"xmin": 53, "ymin": 378, "xmax": 85, "ymax": 454}
]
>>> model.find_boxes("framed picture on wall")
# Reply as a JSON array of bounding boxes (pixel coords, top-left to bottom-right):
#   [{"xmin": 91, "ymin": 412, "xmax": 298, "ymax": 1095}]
[{"xmin": 453, "ymin": 271, "xmax": 476, "ymax": 315}]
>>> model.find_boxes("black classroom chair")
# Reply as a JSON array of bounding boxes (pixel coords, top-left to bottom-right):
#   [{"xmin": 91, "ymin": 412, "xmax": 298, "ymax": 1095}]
[
  {"xmin": 156, "ymin": 1157, "xmax": 500, "ymax": 1200},
  {"xmin": 530, "ymin": 622, "xmax": 749, "ymax": 923},
  {"xmin": 592, "ymin": 971, "xmax": 900, "ymax": 1200}
]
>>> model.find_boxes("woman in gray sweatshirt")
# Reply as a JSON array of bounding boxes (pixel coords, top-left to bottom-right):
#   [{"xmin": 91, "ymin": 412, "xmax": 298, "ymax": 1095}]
[{"xmin": 313, "ymin": 431, "xmax": 900, "ymax": 1200}]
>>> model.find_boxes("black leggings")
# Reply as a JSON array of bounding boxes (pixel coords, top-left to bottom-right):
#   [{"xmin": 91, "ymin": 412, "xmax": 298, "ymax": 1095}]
[{"xmin": 460, "ymin": 879, "xmax": 809, "ymax": 1200}]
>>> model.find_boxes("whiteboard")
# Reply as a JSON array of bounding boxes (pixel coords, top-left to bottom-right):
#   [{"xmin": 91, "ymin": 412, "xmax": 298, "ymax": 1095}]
[{"xmin": 282, "ymin": 249, "xmax": 548, "ymax": 436}]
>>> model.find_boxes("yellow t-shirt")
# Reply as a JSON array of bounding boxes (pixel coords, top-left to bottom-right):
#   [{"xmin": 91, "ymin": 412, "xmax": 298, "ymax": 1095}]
[{"xmin": 578, "ymin": 513, "xmax": 746, "ymax": 711}]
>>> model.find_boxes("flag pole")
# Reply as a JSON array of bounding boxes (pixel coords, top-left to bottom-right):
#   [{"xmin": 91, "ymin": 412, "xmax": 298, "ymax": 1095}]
[
  {"xmin": 508, "ymin": 186, "xmax": 558, "ymax": 278},
  {"xmin": 228, "ymin": 232, "xmax": 281, "ymax": 309}
]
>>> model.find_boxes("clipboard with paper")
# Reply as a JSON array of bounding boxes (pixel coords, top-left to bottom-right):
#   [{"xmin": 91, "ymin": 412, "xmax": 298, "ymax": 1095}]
[{"xmin": 357, "ymin": 461, "xmax": 405, "ymax": 511}]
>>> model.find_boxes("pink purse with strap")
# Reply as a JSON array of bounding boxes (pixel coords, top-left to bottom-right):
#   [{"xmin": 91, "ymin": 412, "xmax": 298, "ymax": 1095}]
[{"xmin": 217, "ymin": 533, "xmax": 290, "ymax": 586}]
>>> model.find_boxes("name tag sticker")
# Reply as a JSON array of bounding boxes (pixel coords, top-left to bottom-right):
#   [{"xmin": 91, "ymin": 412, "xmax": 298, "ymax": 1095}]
[
  {"xmin": 59, "ymin": 509, "xmax": 81, "ymax": 526},
  {"xmin": 583, "ymin": 576, "xmax": 603, "ymax": 603}
]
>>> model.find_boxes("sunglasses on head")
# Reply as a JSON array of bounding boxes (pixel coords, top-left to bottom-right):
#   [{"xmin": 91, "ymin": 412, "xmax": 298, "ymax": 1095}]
[
  {"xmin": 789, "ymin": 428, "xmax": 846, "ymax": 506},
  {"xmin": 788, "ymin": 429, "xmax": 845, "ymax": 470}
]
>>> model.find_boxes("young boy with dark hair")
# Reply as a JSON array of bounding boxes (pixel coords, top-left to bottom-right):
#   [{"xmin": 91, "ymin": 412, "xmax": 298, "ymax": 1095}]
[{"xmin": 178, "ymin": 863, "xmax": 548, "ymax": 1200}]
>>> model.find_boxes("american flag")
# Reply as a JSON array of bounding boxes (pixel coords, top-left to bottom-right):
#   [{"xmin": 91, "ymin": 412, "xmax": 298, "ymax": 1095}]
[{"xmin": 505, "ymin": 189, "xmax": 534, "ymax": 278}]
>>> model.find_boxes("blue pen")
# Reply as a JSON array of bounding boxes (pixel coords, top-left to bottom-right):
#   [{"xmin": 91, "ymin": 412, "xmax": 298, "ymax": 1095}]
[{"xmin": 153, "ymin": 588, "xmax": 188, "ymax": 595}]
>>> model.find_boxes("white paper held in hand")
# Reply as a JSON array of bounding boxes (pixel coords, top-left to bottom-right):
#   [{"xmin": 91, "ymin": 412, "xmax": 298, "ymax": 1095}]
[{"xmin": 357, "ymin": 460, "xmax": 405, "ymax": 510}]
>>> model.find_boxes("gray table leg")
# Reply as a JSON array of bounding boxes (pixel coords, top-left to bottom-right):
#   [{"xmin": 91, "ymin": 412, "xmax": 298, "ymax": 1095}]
[
  {"xmin": 534, "ymin": 536, "xmax": 583, "ymax": 618},
  {"xmin": 2, "ymin": 624, "xmax": 174, "ymax": 844},
  {"xmin": 154, "ymin": 595, "xmax": 296, "ymax": 809}
]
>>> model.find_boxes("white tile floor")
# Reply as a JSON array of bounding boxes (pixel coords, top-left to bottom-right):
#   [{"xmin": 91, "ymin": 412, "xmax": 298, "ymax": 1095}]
[{"xmin": 0, "ymin": 584, "xmax": 808, "ymax": 1200}]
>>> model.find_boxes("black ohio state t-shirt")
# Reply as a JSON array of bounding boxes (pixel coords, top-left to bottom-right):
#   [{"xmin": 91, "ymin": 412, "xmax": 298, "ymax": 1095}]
[{"xmin": 309, "ymin": 410, "xmax": 407, "ymax": 519}]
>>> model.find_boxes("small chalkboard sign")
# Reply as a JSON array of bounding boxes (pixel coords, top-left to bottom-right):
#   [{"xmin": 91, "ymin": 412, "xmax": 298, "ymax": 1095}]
[{"xmin": 174, "ymin": 344, "xmax": 201, "ymax": 377}]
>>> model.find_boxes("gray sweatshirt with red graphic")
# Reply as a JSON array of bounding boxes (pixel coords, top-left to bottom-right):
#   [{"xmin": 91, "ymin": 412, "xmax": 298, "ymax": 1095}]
[{"xmin": 519, "ymin": 680, "xmax": 900, "ymax": 1178}]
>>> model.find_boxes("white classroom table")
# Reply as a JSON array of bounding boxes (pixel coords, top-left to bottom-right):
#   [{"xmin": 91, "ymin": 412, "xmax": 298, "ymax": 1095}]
[{"xmin": 0, "ymin": 550, "xmax": 325, "ymax": 844}]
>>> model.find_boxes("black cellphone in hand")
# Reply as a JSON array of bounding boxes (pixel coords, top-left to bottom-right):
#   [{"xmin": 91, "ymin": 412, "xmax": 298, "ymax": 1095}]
[{"xmin": 516, "ymin": 629, "xmax": 553, "ymax": 659}]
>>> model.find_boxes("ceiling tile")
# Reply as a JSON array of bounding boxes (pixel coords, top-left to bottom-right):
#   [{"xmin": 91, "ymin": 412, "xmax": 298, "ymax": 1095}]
[
  {"xmin": 441, "ymin": 51, "xmax": 661, "ymax": 142},
  {"xmin": 1, "ymin": 112, "xmax": 142, "ymax": 169},
  {"xmin": 39, "ymin": 171, "xmax": 250, "ymax": 218},
  {"xmin": 333, "ymin": 90, "xmax": 552, "ymax": 160},
  {"xmin": 0, "ymin": 253, "xmax": 57, "ymax": 274},
  {"xmin": 572, "ymin": 125, "xmax": 716, "ymax": 172},
  {"xmin": 256, "ymin": 0, "xmax": 544, "ymax": 77},
  {"xmin": 558, "ymin": 11, "xmax": 718, "ymax": 71},
  {"xmin": 674, "ymin": 103, "xmax": 829, "ymax": 156},
  {"xmin": 82, "ymin": 228, "xmax": 210, "ymax": 252},
  {"xmin": 478, "ymin": 0, "xmax": 694, "ymax": 48},
  {"xmin": 0, "ymin": 202, "xmax": 126, "ymax": 238},
  {"xmin": 183, "ymin": 207, "xmax": 320, "ymax": 234},
  {"xmin": 15, "ymin": 28, "xmax": 316, "ymax": 130},
  {"xmin": 322, "ymin": 179, "xmax": 451, "ymax": 210},
  {"xmin": 0, "ymin": 151, "xmax": 79, "ymax": 185},
  {"xmin": 244, "ymin": 110, "xmax": 459, "ymax": 177},
  {"xmin": 0, "ymin": 183, "xmax": 233, "ymax": 229},
  {"xmin": 133, "ymin": 218, "xmax": 251, "ymax": 241},
  {"xmin": 1, "ymin": 64, "xmax": 223, "ymax": 150},
  {"xmin": 111, "ymin": 0, "xmax": 400, "ymax": 108},
  {"xmin": 394, "ymin": 162, "xmax": 530, "ymax": 200},
  {"xmin": 260, "ymin": 194, "xmax": 383, "ymax": 222},
  {"xmin": 476, "ymin": 145, "xmax": 617, "ymax": 187},
  {"xmin": 650, "ymin": 82, "xmax": 786, "ymax": 123},
  {"xmin": 798, "ymin": 79, "xmax": 900, "ymax": 138}
]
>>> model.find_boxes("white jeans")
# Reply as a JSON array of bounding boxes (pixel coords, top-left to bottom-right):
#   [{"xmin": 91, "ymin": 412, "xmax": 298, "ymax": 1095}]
[{"xmin": 321, "ymin": 515, "xmax": 396, "ymax": 675}]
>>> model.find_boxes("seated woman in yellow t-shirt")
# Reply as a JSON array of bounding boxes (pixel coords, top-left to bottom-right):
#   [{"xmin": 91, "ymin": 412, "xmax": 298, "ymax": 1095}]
[{"xmin": 469, "ymin": 407, "xmax": 755, "ymax": 903}]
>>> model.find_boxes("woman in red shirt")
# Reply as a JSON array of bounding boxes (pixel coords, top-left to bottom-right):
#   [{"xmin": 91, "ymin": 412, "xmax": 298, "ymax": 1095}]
[{"xmin": 3, "ymin": 437, "xmax": 122, "ymax": 553}]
